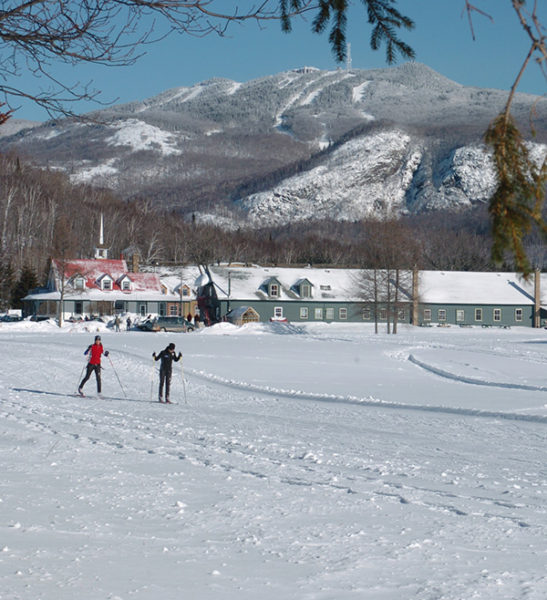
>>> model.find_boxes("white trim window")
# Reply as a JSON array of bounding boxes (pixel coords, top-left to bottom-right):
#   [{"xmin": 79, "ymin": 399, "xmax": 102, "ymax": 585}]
[
  {"xmin": 274, "ymin": 306, "xmax": 284, "ymax": 319},
  {"xmin": 362, "ymin": 307, "xmax": 371, "ymax": 320},
  {"xmin": 102, "ymin": 278, "xmax": 112, "ymax": 291},
  {"xmin": 339, "ymin": 307, "xmax": 347, "ymax": 320},
  {"xmin": 493, "ymin": 308, "xmax": 502, "ymax": 322},
  {"xmin": 121, "ymin": 279, "xmax": 131, "ymax": 291},
  {"xmin": 269, "ymin": 284, "xmax": 280, "ymax": 298},
  {"xmin": 74, "ymin": 276, "xmax": 85, "ymax": 290},
  {"xmin": 423, "ymin": 309, "xmax": 431, "ymax": 321},
  {"xmin": 456, "ymin": 309, "xmax": 465, "ymax": 323},
  {"xmin": 515, "ymin": 308, "xmax": 523, "ymax": 322},
  {"xmin": 380, "ymin": 308, "xmax": 387, "ymax": 320},
  {"xmin": 325, "ymin": 307, "xmax": 334, "ymax": 320},
  {"xmin": 169, "ymin": 305, "xmax": 178, "ymax": 316},
  {"xmin": 398, "ymin": 308, "xmax": 405, "ymax": 320},
  {"xmin": 475, "ymin": 308, "xmax": 483, "ymax": 321},
  {"xmin": 314, "ymin": 307, "xmax": 323, "ymax": 320},
  {"xmin": 438, "ymin": 309, "xmax": 447, "ymax": 322},
  {"xmin": 300, "ymin": 283, "xmax": 311, "ymax": 298},
  {"xmin": 300, "ymin": 307, "xmax": 308, "ymax": 320}
]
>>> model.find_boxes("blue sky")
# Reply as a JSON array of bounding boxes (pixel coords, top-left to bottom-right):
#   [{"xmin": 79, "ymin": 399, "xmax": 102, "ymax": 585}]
[{"xmin": 10, "ymin": 0, "xmax": 547, "ymax": 121}]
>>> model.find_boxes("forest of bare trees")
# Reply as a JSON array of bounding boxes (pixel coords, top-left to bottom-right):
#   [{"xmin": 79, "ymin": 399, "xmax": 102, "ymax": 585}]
[{"xmin": 0, "ymin": 149, "xmax": 542, "ymax": 311}]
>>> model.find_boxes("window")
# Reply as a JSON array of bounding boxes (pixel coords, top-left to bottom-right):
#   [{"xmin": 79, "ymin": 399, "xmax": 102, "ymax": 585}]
[
  {"xmin": 75, "ymin": 301, "xmax": 83, "ymax": 315},
  {"xmin": 74, "ymin": 277, "xmax": 85, "ymax": 290},
  {"xmin": 300, "ymin": 284, "xmax": 311, "ymax": 298},
  {"xmin": 139, "ymin": 303, "xmax": 146, "ymax": 317},
  {"xmin": 380, "ymin": 308, "xmax": 387, "ymax": 320},
  {"xmin": 438, "ymin": 309, "xmax": 447, "ymax": 322},
  {"xmin": 339, "ymin": 307, "xmax": 347, "ymax": 320},
  {"xmin": 493, "ymin": 308, "xmax": 502, "ymax": 322},
  {"xmin": 475, "ymin": 308, "xmax": 483, "ymax": 321},
  {"xmin": 314, "ymin": 308, "xmax": 323, "ymax": 320},
  {"xmin": 325, "ymin": 307, "xmax": 334, "ymax": 320},
  {"xmin": 102, "ymin": 278, "xmax": 112, "ymax": 290},
  {"xmin": 300, "ymin": 307, "xmax": 308, "ymax": 320},
  {"xmin": 456, "ymin": 309, "xmax": 465, "ymax": 322},
  {"xmin": 362, "ymin": 307, "xmax": 371, "ymax": 320},
  {"xmin": 269, "ymin": 284, "xmax": 279, "ymax": 298},
  {"xmin": 159, "ymin": 303, "xmax": 166, "ymax": 316},
  {"xmin": 274, "ymin": 306, "xmax": 283, "ymax": 319},
  {"xmin": 398, "ymin": 308, "xmax": 405, "ymax": 320},
  {"xmin": 515, "ymin": 308, "xmax": 523, "ymax": 322},
  {"xmin": 169, "ymin": 304, "xmax": 178, "ymax": 316},
  {"xmin": 122, "ymin": 279, "xmax": 131, "ymax": 291},
  {"xmin": 423, "ymin": 309, "xmax": 431, "ymax": 321}
]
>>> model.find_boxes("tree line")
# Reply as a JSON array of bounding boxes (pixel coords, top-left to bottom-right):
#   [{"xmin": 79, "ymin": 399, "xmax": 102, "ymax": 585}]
[{"xmin": 1, "ymin": 150, "xmax": 542, "ymax": 311}]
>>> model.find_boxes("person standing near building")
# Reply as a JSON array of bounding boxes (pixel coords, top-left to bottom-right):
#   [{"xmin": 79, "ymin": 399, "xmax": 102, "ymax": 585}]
[
  {"xmin": 126, "ymin": 316, "xmax": 132, "ymax": 331},
  {"xmin": 78, "ymin": 335, "xmax": 109, "ymax": 396},
  {"xmin": 153, "ymin": 343, "xmax": 182, "ymax": 403}
]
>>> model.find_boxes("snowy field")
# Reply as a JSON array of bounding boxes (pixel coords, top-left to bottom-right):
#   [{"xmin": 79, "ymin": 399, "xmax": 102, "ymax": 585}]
[{"xmin": 1, "ymin": 320, "xmax": 546, "ymax": 600}]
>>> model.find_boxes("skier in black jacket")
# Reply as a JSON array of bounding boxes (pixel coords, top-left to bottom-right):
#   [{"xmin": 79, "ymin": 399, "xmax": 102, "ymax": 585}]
[{"xmin": 153, "ymin": 342, "xmax": 182, "ymax": 403}]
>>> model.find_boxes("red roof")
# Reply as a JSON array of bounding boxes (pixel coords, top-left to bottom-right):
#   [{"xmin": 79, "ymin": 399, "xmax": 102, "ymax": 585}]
[{"xmin": 53, "ymin": 259, "xmax": 162, "ymax": 292}]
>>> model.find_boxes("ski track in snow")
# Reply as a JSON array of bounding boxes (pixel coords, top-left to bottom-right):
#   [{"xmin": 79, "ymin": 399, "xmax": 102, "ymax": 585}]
[{"xmin": 1, "ymin": 327, "xmax": 546, "ymax": 599}]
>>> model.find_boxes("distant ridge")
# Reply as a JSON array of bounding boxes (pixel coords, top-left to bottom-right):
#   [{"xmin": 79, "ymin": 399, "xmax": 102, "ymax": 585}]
[{"xmin": 0, "ymin": 63, "xmax": 545, "ymax": 228}]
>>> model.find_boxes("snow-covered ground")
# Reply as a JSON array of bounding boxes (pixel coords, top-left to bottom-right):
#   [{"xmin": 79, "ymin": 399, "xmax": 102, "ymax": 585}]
[{"xmin": 1, "ymin": 321, "xmax": 546, "ymax": 600}]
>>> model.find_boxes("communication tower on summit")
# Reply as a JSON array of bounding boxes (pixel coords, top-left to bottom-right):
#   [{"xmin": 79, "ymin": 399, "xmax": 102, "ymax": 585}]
[{"xmin": 346, "ymin": 43, "xmax": 352, "ymax": 71}]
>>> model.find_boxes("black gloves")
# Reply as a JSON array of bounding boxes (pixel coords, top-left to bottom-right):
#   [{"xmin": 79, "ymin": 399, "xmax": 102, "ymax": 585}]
[{"xmin": 104, "ymin": 350, "xmax": 109, "ymax": 357}]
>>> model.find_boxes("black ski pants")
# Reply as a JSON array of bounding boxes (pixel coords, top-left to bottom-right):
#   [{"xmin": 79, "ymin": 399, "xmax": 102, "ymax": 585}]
[
  {"xmin": 80, "ymin": 363, "xmax": 101, "ymax": 393},
  {"xmin": 159, "ymin": 368, "xmax": 172, "ymax": 401}
]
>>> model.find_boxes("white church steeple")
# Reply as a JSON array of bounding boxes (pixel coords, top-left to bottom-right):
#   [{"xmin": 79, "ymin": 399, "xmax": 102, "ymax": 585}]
[{"xmin": 94, "ymin": 213, "xmax": 109, "ymax": 260}]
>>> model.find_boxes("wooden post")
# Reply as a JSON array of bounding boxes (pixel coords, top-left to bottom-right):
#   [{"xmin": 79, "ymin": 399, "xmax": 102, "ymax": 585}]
[
  {"xmin": 412, "ymin": 267, "xmax": 419, "ymax": 326},
  {"xmin": 534, "ymin": 268, "xmax": 541, "ymax": 328}
]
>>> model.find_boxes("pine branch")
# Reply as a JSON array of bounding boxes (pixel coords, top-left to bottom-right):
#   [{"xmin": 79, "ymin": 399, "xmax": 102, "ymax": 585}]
[{"xmin": 485, "ymin": 114, "xmax": 547, "ymax": 276}]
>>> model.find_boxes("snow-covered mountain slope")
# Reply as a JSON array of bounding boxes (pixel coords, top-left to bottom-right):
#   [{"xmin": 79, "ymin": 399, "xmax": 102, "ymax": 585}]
[{"xmin": 1, "ymin": 63, "xmax": 545, "ymax": 226}]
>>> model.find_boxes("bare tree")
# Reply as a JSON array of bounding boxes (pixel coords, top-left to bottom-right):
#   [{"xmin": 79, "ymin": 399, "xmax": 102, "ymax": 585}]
[{"xmin": 0, "ymin": 0, "xmax": 414, "ymax": 118}]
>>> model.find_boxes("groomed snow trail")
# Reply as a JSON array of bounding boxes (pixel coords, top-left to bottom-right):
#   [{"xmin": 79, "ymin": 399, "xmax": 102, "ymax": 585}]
[{"xmin": 1, "ymin": 326, "xmax": 546, "ymax": 600}]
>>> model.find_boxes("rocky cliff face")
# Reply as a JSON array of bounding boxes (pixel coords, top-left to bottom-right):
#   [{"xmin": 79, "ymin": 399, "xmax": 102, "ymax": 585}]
[{"xmin": 1, "ymin": 63, "xmax": 545, "ymax": 227}]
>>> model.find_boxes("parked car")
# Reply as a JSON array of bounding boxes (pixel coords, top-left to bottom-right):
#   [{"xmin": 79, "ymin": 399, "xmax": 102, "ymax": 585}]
[
  {"xmin": 1, "ymin": 314, "xmax": 22, "ymax": 322},
  {"xmin": 137, "ymin": 316, "xmax": 194, "ymax": 332},
  {"xmin": 29, "ymin": 315, "xmax": 50, "ymax": 322}
]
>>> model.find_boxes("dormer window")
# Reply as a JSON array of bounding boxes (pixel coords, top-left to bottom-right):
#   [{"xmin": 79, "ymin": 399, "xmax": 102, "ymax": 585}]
[
  {"xmin": 97, "ymin": 274, "xmax": 113, "ymax": 291},
  {"xmin": 300, "ymin": 283, "xmax": 311, "ymax": 298},
  {"xmin": 269, "ymin": 283, "xmax": 279, "ymax": 298},
  {"xmin": 74, "ymin": 276, "xmax": 85, "ymax": 290},
  {"xmin": 117, "ymin": 274, "xmax": 132, "ymax": 291}
]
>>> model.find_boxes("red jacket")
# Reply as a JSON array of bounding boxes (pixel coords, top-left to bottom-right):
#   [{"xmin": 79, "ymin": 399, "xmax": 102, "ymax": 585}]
[{"xmin": 86, "ymin": 342, "xmax": 104, "ymax": 365}]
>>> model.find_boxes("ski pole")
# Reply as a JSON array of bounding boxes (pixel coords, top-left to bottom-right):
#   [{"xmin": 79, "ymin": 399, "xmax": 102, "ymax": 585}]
[
  {"xmin": 107, "ymin": 354, "xmax": 127, "ymax": 399},
  {"xmin": 181, "ymin": 355, "xmax": 188, "ymax": 404},
  {"xmin": 150, "ymin": 355, "xmax": 156, "ymax": 402},
  {"xmin": 76, "ymin": 361, "xmax": 87, "ymax": 392}
]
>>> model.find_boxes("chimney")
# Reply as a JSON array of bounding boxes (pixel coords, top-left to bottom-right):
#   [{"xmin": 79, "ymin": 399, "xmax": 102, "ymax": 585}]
[{"xmin": 131, "ymin": 253, "xmax": 140, "ymax": 273}]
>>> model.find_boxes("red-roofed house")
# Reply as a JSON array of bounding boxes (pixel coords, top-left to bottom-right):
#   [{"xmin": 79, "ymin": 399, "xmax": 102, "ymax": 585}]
[{"xmin": 23, "ymin": 256, "xmax": 181, "ymax": 321}]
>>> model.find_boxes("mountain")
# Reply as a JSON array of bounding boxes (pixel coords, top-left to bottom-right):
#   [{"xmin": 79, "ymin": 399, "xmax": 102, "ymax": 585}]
[{"xmin": 1, "ymin": 63, "xmax": 545, "ymax": 227}]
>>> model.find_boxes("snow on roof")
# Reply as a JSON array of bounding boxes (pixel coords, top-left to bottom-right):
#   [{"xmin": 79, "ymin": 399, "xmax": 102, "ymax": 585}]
[
  {"xmin": 419, "ymin": 271, "xmax": 540, "ymax": 305},
  {"xmin": 55, "ymin": 258, "xmax": 128, "ymax": 282},
  {"xmin": 158, "ymin": 265, "xmax": 546, "ymax": 306}
]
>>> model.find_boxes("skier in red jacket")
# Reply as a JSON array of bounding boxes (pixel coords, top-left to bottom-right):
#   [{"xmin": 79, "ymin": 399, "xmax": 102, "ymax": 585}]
[{"xmin": 78, "ymin": 335, "xmax": 109, "ymax": 396}]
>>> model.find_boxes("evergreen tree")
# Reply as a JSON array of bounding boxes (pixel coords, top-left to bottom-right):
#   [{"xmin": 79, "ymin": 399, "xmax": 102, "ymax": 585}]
[
  {"xmin": 0, "ymin": 260, "xmax": 15, "ymax": 311},
  {"xmin": 11, "ymin": 265, "xmax": 39, "ymax": 310}
]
